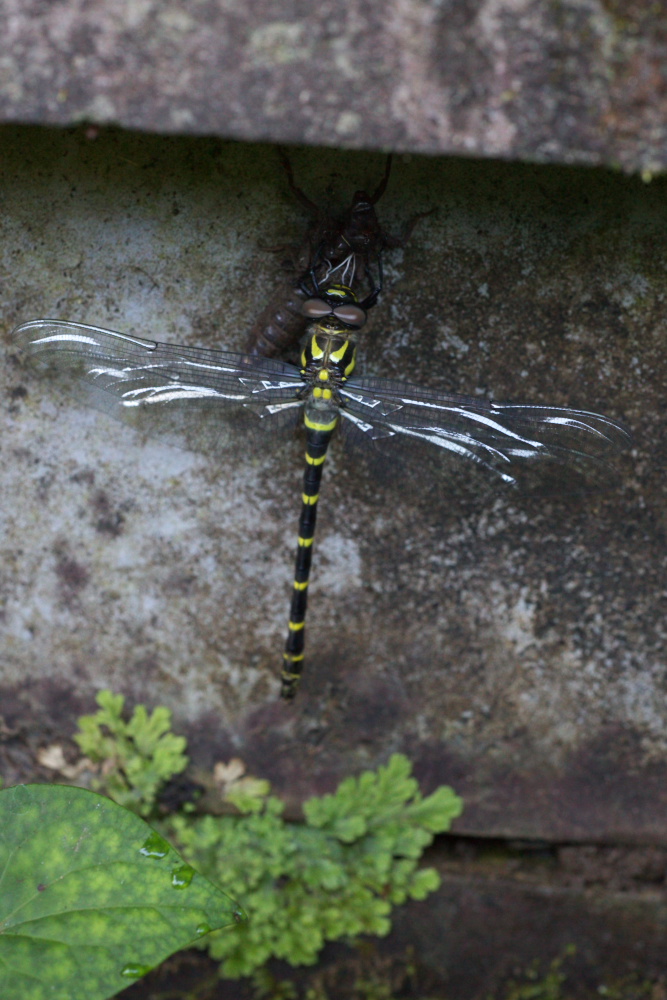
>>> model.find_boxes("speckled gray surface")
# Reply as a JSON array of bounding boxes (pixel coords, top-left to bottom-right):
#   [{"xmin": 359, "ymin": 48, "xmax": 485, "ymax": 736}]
[
  {"xmin": 3, "ymin": 0, "xmax": 667, "ymax": 172},
  {"xmin": 1, "ymin": 126, "xmax": 666, "ymax": 839}
]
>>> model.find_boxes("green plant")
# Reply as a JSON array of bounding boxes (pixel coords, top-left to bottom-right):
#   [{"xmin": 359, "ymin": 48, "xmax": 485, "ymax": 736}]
[
  {"xmin": 501, "ymin": 946, "xmax": 576, "ymax": 1000},
  {"xmin": 73, "ymin": 689, "xmax": 188, "ymax": 816},
  {"xmin": 168, "ymin": 753, "xmax": 462, "ymax": 978},
  {"xmin": 62, "ymin": 692, "xmax": 463, "ymax": 991}
]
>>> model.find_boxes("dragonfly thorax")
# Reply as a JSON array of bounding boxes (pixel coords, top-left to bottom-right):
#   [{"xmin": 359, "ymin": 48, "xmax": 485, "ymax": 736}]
[
  {"xmin": 299, "ymin": 284, "xmax": 360, "ymax": 386},
  {"xmin": 300, "ymin": 330, "xmax": 357, "ymax": 407}
]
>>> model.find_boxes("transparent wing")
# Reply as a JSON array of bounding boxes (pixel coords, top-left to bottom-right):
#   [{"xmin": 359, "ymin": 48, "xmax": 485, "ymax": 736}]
[
  {"xmin": 339, "ymin": 374, "xmax": 632, "ymax": 494},
  {"xmin": 12, "ymin": 319, "xmax": 306, "ymax": 453},
  {"xmin": 13, "ymin": 319, "xmax": 632, "ymax": 495}
]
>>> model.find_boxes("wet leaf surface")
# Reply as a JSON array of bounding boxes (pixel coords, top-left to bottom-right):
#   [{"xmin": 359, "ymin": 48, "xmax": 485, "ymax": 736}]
[{"xmin": 0, "ymin": 784, "xmax": 244, "ymax": 1000}]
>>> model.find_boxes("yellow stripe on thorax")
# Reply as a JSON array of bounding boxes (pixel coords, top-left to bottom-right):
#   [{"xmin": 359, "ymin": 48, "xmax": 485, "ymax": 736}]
[{"xmin": 329, "ymin": 340, "xmax": 350, "ymax": 363}]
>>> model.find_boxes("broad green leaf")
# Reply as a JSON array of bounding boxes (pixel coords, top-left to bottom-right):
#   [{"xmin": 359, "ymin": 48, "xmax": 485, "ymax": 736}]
[{"xmin": 0, "ymin": 784, "xmax": 244, "ymax": 1000}]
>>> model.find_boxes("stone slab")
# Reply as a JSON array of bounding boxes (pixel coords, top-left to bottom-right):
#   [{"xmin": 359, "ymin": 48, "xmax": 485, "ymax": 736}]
[
  {"xmin": 1, "ymin": 126, "xmax": 665, "ymax": 842},
  {"xmin": 2, "ymin": 1, "xmax": 667, "ymax": 171}
]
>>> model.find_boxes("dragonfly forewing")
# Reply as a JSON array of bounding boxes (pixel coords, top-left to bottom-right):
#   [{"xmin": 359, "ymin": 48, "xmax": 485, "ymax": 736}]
[
  {"xmin": 339, "ymin": 375, "xmax": 631, "ymax": 495},
  {"xmin": 13, "ymin": 319, "xmax": 306, "ymax": 457}
]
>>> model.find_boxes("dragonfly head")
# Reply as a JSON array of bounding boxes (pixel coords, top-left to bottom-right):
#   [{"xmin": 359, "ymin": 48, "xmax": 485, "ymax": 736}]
[{"xmin": 301, "ymin": 283, "xmax": 367, "ymax": 332}]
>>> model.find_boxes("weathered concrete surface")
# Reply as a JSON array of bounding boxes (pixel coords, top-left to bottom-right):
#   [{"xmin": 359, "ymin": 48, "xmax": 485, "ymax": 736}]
[
  {"xmin": 2, "ymin": 1, "xmax": 667, "ymax": 172},
  {"xmin": 1, "ymin": 126, "xmax": 666, "ymax": 846}
]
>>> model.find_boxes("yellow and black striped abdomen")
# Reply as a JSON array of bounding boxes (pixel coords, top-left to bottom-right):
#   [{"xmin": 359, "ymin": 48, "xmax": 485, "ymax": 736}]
[{"xmin": 281, "ymin": 406, "xmax": 338, "ymax": 700}]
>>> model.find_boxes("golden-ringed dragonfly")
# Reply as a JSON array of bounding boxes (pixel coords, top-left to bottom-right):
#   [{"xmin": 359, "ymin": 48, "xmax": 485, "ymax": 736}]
[{"xmin": 12, "ymin": 289, "xmax": 631, "ymax": 699}]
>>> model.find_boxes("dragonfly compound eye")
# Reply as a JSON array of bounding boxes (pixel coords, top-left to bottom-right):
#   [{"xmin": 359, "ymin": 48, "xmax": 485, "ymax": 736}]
[
  {"xmin": 333, "ymin": 304, "xmax": 367, "ymax": 329},
  {"xmin": 301, "ymin": 297, "xmax": 334, "ymax": 319}
]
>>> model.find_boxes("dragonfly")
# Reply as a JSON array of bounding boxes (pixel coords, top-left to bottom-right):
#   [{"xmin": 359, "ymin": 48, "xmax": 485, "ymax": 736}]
[{"xmin": 13, "ymin": 288, "xmax": 631, "ymax": 699}]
